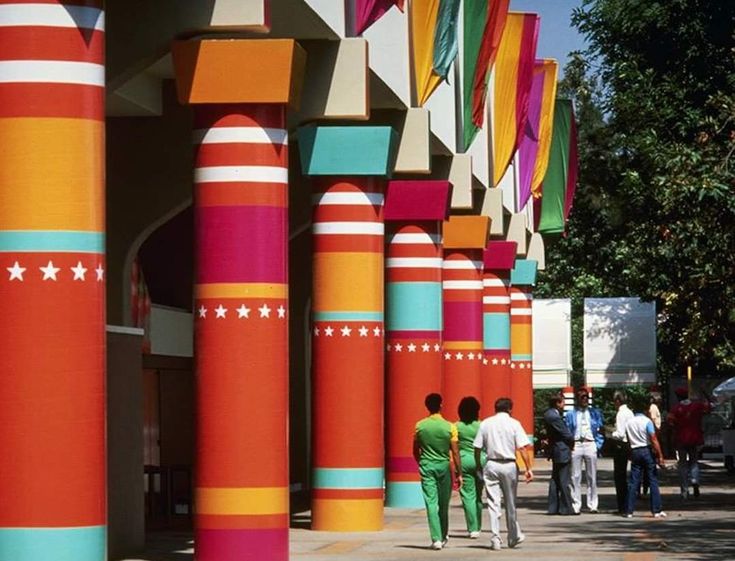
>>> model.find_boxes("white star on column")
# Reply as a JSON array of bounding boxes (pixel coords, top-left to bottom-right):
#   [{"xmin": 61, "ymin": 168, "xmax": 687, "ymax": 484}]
[
  {"xmin": 313, "ymin": 326, "xmax": 320, "ymax": 336},
  {"xmin": 519, "ymin": 363, "xmax": 525, "ymax": 369},
  {"xmin": 468, "ymin": 352, "xmax": 475, "ymax": 360},
  {"xmin": 483, "ymin": 358, "xmax": 489, "ymax": 365},
  {"xmin": 510, "ymin": 362, "xmax": 516, "ymax": 369},
  {"xmin": 237, "ymin": 305, "xmax": 250, "ymax": 318},
  {"xmin": 258, "ymin": 304, "xmax": 271, "ymax": 318},
  {"xmin": 95, "ymin": 264, "xmax": 105, "ymax": 281},
  {"xmin": 359, "ymin": 326, "xmax": 369, "ymax": 337},
  {"xmin": 198, "ymin": 306, "xmax": 207, "ymax": 318},
  {"xmin": 40, "ymin": 260, "xmax": 60, "ymax": 281},
  {"xmin": 394, "ymin": 343, "xmax": 403, "ymax": 352},
  {"xmin": 341, "ymin": 326, "xmax": 352, "ymax": 337},
  {"xmin": 6, "ymin": 261, "xmax": 26, "ymax": 281},
  {"xmin": 324, "ymin": 326, "xmax": 334, "ymax": 337},
  {"xmin": 492, "ymin": 358, "xmax": 499, "ymax": 365},
  {"xmin": 422, "ymin": 343, "xmax": 431, "ymax": 352},
  {"xmin": 434, "ymin": 344, "xmax": 441, "ymax": 352},
  {"xmin": 455, "ymin": 352, "xmax": 463, "ymax": 360},
  {"xmin": 407, "ymin": 343, "xmax": 417, "ymax": 352},
  {"xmin": 501, "ymin": 358, "xmax": 507, "ymax": 365},
  {"xmin": 70, "ymin": 261, "xmax": 87, "ymax": 281},
  {"xmin": 444, "ymin": 352, "xmax": 452, "ymax": 360},
  {"xmin": 373, "ymin": 326, "xmax": 382, "ymax": 337},
  {"xmin": 526, "ymin": 362, "xmax": 532, "ymax": 369},
  {"xmin": 277, "ymin": 305, "xmax": 286, "ymax": 318},
  {"xmin": 215, "ymin": 305, "xmax": 227, "ymax": 318}
]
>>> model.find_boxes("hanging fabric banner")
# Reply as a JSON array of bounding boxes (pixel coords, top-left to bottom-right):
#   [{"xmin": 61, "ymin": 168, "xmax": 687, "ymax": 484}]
[
  {"xmin": 563, "ymin": 115, "xmax": 579, "ymax": 221},
  {"xmin": 518, "ymin": 59, "xmax": 558, "ymax": 211},
  {"xmin": 538, "ymin": 99, "xmax": 578, "ymax": 234},
  {"xmin": 462, "ymin": 0, "xmax": 510, "ymax": 150},
  {"xmin": 356, "ymin": 0, "xmax": 405, "ymax": 35},
  {"xmin": 412, "ymin": 0, "xmax": 460, "ymax": 106},
  {"xmin": 491, "ymin": 12, "xmax": 539, "ymax": 186}
]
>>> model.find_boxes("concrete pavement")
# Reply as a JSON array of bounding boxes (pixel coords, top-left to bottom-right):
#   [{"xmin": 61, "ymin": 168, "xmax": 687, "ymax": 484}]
[{"xmin": 124, "ymin": 458, "xmax": 735, "ymax": 561}]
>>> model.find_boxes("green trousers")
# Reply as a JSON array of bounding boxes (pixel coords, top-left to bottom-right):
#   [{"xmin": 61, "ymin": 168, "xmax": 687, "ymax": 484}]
[
  {"xmin": 419, "ymin": 461, "xmax": 451, "ymax": 542},
  {"xmin": 459, "ymin": 454, "xmax": 483, "ymax": 533}
]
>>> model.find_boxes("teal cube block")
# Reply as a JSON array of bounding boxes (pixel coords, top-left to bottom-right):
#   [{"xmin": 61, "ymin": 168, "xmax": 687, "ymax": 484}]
[
  {"xmin": 510, "ymin": 259, "xmax": 538, "ymax": 286},
  {"xmin": 297, "ymin": 126, "xmax": 398, "ymax": 177}
]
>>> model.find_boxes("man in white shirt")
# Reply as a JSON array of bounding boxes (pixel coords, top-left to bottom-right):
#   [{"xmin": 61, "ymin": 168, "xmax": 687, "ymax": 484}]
[
  {"xmin": 473, "ymin": 398, "xmax": 533, "ymax": 551},
  {"xmin": 611, "ymin": 390, "xmax": 634, "ymax": 514}
]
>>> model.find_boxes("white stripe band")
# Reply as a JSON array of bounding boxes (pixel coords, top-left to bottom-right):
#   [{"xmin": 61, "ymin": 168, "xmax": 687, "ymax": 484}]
[
  {"xmin": 510, "ymin": 292, "xmax": 532, "ymax": 301},
  {"xmin": 511, "ymin": 308, "xmax": 533, "ymax": 316},
  {"xmin": 0, "ymin": 60, "xmax": 104, "ymax": 86},
  {"xmin": 386, "ymin": 257, "xmax": 443, "ymax": 269},
  {"xmin": 483, "ymin": 296, "xmax": 511, "ymax": 304},
  {"xmin": 389, "ymin": 232, "xmax": 441, "ymax": 244},
  {"xmin": 443, "ymin": 260, "xmax": 483, "ymax": 270},
  {"xmin": 483, "ymin": 278, "xmax": 507, "ymax": 287},
  {"xmin": 442, "ymin": 280, "xmax": 483, "ymax": 290},
  {"xmin": 193, "ymin": 127, "xmax": 288, "ymax": 146},
  {"xmin": 313, "ymin": 192, "xmax": 384, "ymax": 206},
  {"xmin": 194, "ymin": 166, "xmax": 288, "ymax": 184},
  {"xmin": 0, "ymin": 4, "xmax": 104, "ymax": 31},
  {"xmin": 313, "ymin": 222, "xmax": 384, "ymax": 235}
]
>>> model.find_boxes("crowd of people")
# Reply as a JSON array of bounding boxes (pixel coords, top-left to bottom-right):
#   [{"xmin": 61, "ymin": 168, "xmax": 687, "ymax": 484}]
[{"xmin": 412, "ymin": 386, "xmax": 714, "ymax": 551}]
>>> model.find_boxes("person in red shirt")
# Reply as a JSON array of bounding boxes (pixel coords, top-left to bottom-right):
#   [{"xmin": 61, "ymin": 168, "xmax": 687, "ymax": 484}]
[{"xmin": 668, "ymin": 387, "xmax": 712, "ymax": 499}]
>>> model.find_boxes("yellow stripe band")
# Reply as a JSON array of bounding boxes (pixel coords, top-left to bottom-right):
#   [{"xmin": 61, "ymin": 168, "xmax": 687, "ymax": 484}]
[
  {"xmin": 196, "ymin": 283, "xmax": 287, "ymax": 299},
  {"xmin": 196, "ymin": 487, "xmax": 289, "ymax": 515},
  {"xmin": 443, "ymin": 341, "xmax": 483, "ymax": 350}
]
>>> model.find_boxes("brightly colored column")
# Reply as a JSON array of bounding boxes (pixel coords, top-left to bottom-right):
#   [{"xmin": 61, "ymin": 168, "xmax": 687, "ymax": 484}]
[
  {"xmin": 481, "ymin": 241, "xmax": 518, "ymax": 418},
  {"xmin": 172, "ymin": 39, "xmax": 305, "ymax": 561},
  {"xmin": 0, "ymin": 2, "xmax": 106, "ymax": 559},
  {"xmin": 384, "ymin": 180, "xmax": 451, "ymax": 508},
  {"xmin": 441, "ymin": 216, "xmax": 490, "ymax": 420},
  {"xmin": 509, "ymin": 259, "xmax": 538, "ymax": 438},
  {"xmin": 298, "ymin": 126, "xmax": 398, "ymax": 531}
]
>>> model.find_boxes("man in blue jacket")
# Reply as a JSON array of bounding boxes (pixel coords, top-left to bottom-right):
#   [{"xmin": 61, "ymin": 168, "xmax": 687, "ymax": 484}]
[{"xmin": 564, "ymin": 388, "xmax": 605, "ymax": 513}]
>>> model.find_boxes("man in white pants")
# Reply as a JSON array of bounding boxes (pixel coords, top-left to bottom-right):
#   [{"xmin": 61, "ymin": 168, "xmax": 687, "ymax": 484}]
[
  {"xmin": 474, "ymin": 397, "xmax": 533, "ymax": 550},
  {"xmin": 564, "ymin": 388, "xmax": 605, "ymax": 513}
]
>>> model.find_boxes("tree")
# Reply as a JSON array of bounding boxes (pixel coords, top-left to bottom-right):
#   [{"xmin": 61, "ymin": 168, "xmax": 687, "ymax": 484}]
[{"xmin": 537, "ymin": 0, "xmax": 735, "ymax": 381}]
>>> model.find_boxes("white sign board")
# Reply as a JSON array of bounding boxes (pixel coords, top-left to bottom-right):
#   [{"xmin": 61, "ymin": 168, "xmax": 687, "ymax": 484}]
[
  {"xmin": 532, "ymin": 299, "xmax": 571, "ymax": 388},
  {"xmin": 584, "ymin": 297, "xmax": 656, "ymax": 386},
  {"xmin": 150, "ymin": 305, "xmax": 193, "ymax": 358}
]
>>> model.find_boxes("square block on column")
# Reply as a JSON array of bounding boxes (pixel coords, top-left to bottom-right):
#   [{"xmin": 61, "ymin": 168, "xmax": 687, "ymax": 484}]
[
  {"xmin": 510, "ymin": 259, "xmax": 538, "ymax": 286},
  {"xmin": 484, "ymin": 241, "xmax": 518, "ymax": 271},
  {"xmin": 443, "ymin": 215, "xmax": 489, "ymax": 249},
  {"xmin": 384, "ymin": 180, "xmax": 451, "ymax": 221}
]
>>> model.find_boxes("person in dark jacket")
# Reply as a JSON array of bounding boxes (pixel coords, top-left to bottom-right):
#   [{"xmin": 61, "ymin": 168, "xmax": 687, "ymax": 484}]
[{"xmin": 543, "ymin": 394, "xmax": 575, "ymax": 515}]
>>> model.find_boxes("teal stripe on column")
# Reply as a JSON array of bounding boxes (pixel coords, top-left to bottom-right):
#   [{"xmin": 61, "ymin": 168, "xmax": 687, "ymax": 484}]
[
  {"xmin": 385, "ymin": 482, "xmax": 424, "ymax": 508},
  {"xmin": 511, "ymin": 353, "xmax": 533, "ymax": 361},
  {"xmin": 312, "ymin": 311, "xmax": 384, "ymax": 322},
  {"xmin": 313, "ymin": 468, "xmax": 384, "ymax": 489},
  {"xmin": 484, "ymin": 313, "xmax": 510, "ymax": 349},
  {"xmin": 0, "ymin": 231, "xmax": 105, "ymax": 253},
  {"xmin": 0, "ymin": 526, "xmax": 106, "ymax": 561},
  {"xmin": 386, "ymin": 282, "xmax": 442, "ymax": 331}
]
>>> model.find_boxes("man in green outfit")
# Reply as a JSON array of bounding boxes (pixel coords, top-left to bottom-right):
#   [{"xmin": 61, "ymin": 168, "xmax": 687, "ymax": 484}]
[
  {"xmin": 413, "ymin": 393, "xmax": 463, "ymax": 550},
  {"xmin": 456, "ymin": 396, "xmax": 484, "ymax": 539}
]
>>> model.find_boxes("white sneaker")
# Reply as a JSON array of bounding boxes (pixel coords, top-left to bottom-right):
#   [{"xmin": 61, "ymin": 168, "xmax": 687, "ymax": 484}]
[
  {"xmin": 623, "ymin": 513, "xmax": 633, "ymax": 518},
  {"xmin": 469, "ymin": 531, "xmax": 481, "ymax": 539},
  {"xmin": 490, "ymin": 539, "xmax": 502, "ymax": 550},
  {"xmin": 442, "ymin": 537, "xmax": 449, "ymax": 547},
  {"xmin": 431, "ymin": 541, "xmax": 443, "ymax": 550},
  {"xmin": 509, "ymin": 534, "xmax": 525, "ymax": 548},
  {"xmin": 654, "ymin": 511, "xmax": 668, "ymax": 518}
]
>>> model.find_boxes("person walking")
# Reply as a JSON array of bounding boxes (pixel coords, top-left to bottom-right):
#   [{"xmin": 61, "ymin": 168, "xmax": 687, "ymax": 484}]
[
  {"xmin": 413, "ymin": 393, "xmax": 463, "ymax": 550},
  {"xmin": 473, "ymin": 398, "xmax": 533, "ymax": 550},
  {"xmin": 565, "ymin": 388, "xmax": 605, "ymax": 513},
  {"xmin": 668, "ymin": 386, "xmax": 713, "ymax": 499},
  {"xmin": 624, "ymin": 393, "xmax": 666, "ymax": 518},
  {"xmin": 611, "ymin": 390, "xmax": 634, "ymax": 514},
  {"xmin": 456, "ymin": 397, "xmax": 484, "ymax": 539},
  {"xmin": 543, "ymin": 393, "xmax": 575, "ymax": 515}
]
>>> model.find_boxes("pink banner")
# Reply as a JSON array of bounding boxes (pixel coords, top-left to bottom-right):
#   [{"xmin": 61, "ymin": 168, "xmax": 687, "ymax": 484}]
[{"xmin": 356, "ymin": 0, "xmax": 404, "ymax": 35}]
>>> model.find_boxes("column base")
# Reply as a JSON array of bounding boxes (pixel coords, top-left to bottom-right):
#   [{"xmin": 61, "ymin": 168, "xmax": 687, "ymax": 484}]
[
  {"xmin": 311, "ymin": 499, "xmax": 383, "ymax": 531},
  {"xmin": 385, "ymin": 481, "xmax": 424, "ymax": 508}
]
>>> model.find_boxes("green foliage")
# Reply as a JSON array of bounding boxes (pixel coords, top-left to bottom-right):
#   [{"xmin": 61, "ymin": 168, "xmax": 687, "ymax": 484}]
[{"xmin": 538, "ymin": 0, "xmax": 735, "ymax": 381}]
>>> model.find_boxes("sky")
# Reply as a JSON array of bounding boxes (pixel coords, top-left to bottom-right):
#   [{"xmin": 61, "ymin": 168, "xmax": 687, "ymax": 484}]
[{"xmin": 509, "ymin": 0, "xmax": 587, "ymax": 70}]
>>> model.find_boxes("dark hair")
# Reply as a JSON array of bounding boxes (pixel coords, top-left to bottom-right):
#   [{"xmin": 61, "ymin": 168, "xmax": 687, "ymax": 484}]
[
  {"xmin": 425, "ymin": 393, "xmax": 442, "ymax": 414},
  {"xmin": 458, "ymin": 396, "xmax": 481, "ymax": 423},
  {"xmin": 613, "ymin": 390, "xmax": 627, "ymax": 404},
  {"xmin": 629, "ymin": 393, "xmax": 649, "ymax": 414},
  {"xmin": 495, "ymin": 397, "xmax": 513, "ymax": 413},
  {"xmin": 548, "ymin": 394, "xmax": 564, "ymax": 408}
]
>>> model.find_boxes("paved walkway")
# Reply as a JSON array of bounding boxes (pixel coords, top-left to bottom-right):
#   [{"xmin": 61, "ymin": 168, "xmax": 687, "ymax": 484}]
[{"xmin": 124, "ymin": 459, "xmax": 735, "ymax": 561}]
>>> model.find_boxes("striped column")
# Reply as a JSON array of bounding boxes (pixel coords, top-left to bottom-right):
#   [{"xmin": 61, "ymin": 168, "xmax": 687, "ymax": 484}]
[
  {"xmin": 510, "ymin": 259, "xmax": 538, "ymax": 438},
  {"xmin": 311, "ymin": 177, "xmax": 385, "ymax": 530},
  {"xmin": 481, "ymin": 241, "xmax": 518, "ymax": 418},
  {"xmin": 192, "ymin": 105, "xmax": 289, "ymax": 561},
  {"xmin": 0, "ymin": 2, "xmax": 106, "ymax": 560},
  {"xmin": 383, "ymin": 179, "xmax": 450, "ymax": 508}
]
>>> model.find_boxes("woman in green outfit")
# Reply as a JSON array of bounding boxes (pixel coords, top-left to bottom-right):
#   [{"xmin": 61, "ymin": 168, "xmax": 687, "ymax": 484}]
[{"xmin": 456, "ymin": 396, "xmax": 485, "ymax": 538}]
